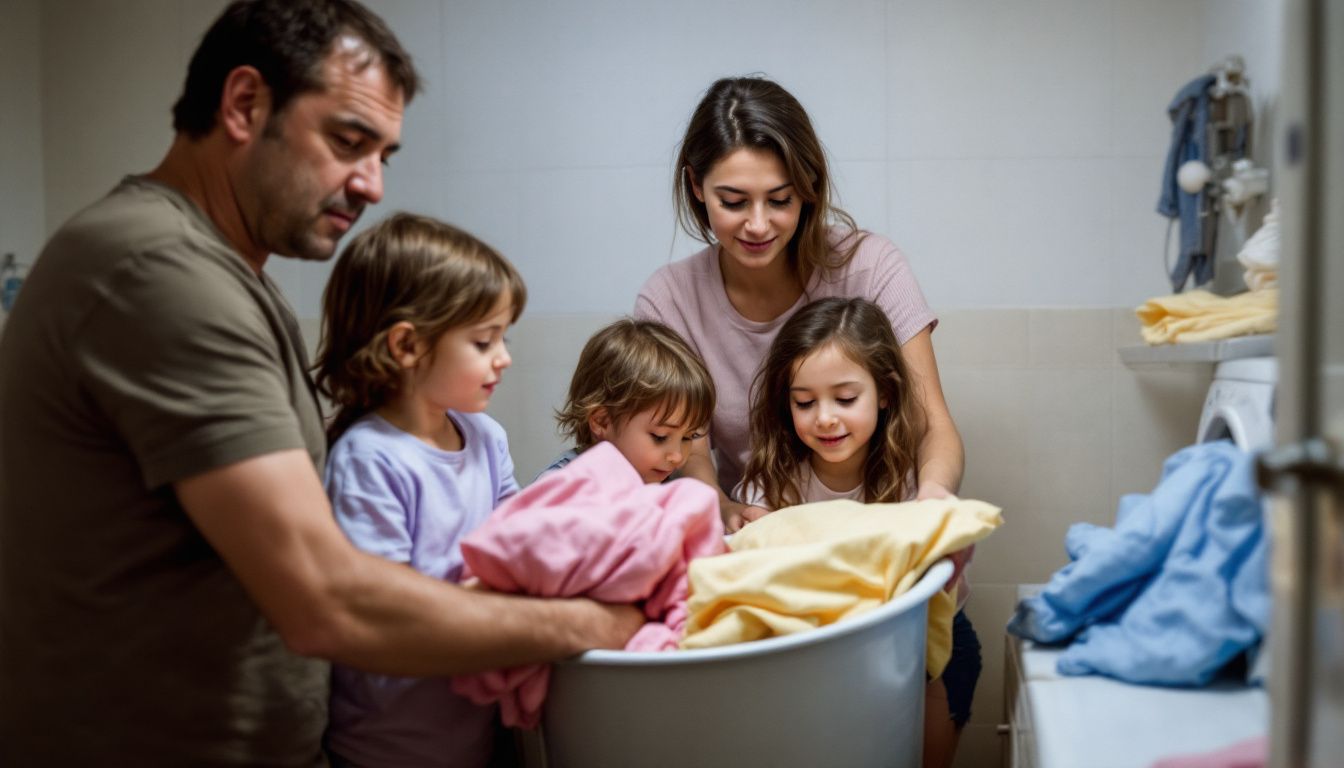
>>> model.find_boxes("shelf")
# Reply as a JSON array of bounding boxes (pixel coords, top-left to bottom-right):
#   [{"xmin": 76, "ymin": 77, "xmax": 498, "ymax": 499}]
[{"xmin": 1117, "ymin": 334, "xmax": 1275, "ymax": 368}]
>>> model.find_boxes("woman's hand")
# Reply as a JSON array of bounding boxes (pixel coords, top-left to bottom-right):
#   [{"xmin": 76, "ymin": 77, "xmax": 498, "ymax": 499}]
[
  {"xmin": 723, "ymin": 499, "xmax": 772, "ymax": 533},
  {"xmin": 914, "ymin": 480, "xmax": 973, "ymax": 600},
  {"xmin": 916, "ymin": 480, "xmax": 955, "ymax": 501},
  {"xmin": 947, "ymin": 544, "xmax": 974, "ymax": 583}
]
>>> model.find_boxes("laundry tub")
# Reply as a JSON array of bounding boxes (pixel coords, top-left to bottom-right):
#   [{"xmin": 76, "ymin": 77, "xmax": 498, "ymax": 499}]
[{"xmin": 540, "ymin": 558, "xmax": 953, "ymax": 768}]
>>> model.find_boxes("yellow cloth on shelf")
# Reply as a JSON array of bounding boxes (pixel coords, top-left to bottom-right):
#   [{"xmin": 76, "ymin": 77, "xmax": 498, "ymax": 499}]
[
  {"xmin": 681, "ymin": 498, "xmax": 1002, "ymax": 679},
  {"xmin": 1136, "ymin": 288, "xmax": 1277, "ymax": 345}
]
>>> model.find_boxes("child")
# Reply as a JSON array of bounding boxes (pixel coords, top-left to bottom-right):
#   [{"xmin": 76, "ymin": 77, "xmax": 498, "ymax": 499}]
[
  {"xmin": 542, "ymin": 318, "xmax": 715, "ymax": 484},
  {"xmin": 737, "ymin": 296, "xmax": 980, "ymax": 768},
  {"xmin": 737, "ymin": 296, "xmax": 924, "ymax": 509},
  {"xmin": 313, "ymin": 213, "xmax": 526, "ymax": 768}
]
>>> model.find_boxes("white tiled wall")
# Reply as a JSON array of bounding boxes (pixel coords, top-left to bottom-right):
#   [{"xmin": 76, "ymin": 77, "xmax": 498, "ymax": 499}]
[{"xmin": 14, "ymin": 0, "xmax": 1285, "ymax": 318}]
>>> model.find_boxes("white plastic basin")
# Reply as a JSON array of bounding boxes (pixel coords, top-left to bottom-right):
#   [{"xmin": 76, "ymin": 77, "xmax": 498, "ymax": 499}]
[{"xmin": 541, "ymin": 559, "xmax": 953, "ymax": 768}]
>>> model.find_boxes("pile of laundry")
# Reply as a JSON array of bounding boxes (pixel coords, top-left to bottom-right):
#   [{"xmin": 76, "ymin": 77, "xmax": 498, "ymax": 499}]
[
  {"xmin": 450, "ymin": 441, "xmax": 1003, "ymax": 726},
  {"xmin": 451, "ymin": 442, "xmax": 725, "ymax": 727},
  {"xmin": 1007, "ymin": 440, "xmax": 1269, "ymax": 686},
  {"xmin": 1136, "ymin": 288, "xmax": 1276, "ymax": 345},
  {"xmin": 682, "ymin": 497, "xmax": 1001, "ymax": 678},
  {"xmin": 1138, "ymin": 200, "xmax": 1281, "ymax": 345},
  {"xmin": 1236, "ymin": 199, "xmax": 1279, "ymax": 291}
]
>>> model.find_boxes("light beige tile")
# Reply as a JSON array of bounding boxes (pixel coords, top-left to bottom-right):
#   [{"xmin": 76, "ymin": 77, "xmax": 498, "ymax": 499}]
[
  {"xmin": 959, "ymin": 584, "xmax": 1018, "ymax": 729},
  {"xmin": 1027, "ymin": 367, "xmax": 1112, "ymax": 434},
  {"xmin": 968, "ymin": 369, "xmax": 1116, "ymax": 584},
  {"xmin": 1111, "ymin": 305, "xmax": 1147, "ymax": 349},
  {"xmin": 1110, "ymin": 365, "xmax": 1212, "ymax": 508},
  {"xmin": 1027, "ymin": 309, "xmax": 1113, "ymax": 368},
  {"xmin": 951, "ymin": 722, "xmax": 1004, "ymax": 768},
  {"xmin": 1008, "ymin": 426, "xmax": 1114, "ymax": 584},
  {"xmin": 1027, "ymin": 427, "xmax": 1114, "ymax": 524},
  {"xmin": 942, "ymin": 369, "xmax": 1030, "ymax": 584},
  {"xmin": 932, "ymin": 310, "xmax": 1029, "ymax": 368},
  {"xmin": 967, "ymin": 524, "xmax": 1033, "ymax": 594},
  {"xmin": 987, "ymin": 506, "xmax": 1074, "ymax": 587}
]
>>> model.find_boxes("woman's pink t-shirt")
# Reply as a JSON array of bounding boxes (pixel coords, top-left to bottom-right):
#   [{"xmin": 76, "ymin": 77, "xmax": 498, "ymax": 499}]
[{"xmin": 634, "ymin": 230, "xmax": 935, "ymax": 493}]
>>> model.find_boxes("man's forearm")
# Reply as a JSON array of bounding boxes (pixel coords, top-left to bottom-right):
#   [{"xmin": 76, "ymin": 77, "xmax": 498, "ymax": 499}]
[{"xmin": 307, "ymin": 550, "xmax": 632, "ymax": 675}]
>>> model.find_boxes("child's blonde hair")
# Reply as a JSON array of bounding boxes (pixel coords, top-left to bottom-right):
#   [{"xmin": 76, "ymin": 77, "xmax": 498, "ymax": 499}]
[
  {"xmin": 314, "ymin": 212, "xmax": 526, "ymax": 444},
  {"xmin": 740, "ymin": 297, "xmax": 925, "ymax": 509},
  {"xmin": 555, "ymin": 318, "xmax": 715, "ymax": 451}
]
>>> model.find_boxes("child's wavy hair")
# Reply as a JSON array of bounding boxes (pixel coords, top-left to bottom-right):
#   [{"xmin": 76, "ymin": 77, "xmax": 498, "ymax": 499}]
[
  {"xmin": 313, "ymin": 212, "xmax": 526, "ymax": 444},
  {"xmin": 555, "ymin": 318, "xmax": 715, "ymax": 451},
  {"xmin": 741, "ymin": 297, "xmax": 925, "ymax": 509}
]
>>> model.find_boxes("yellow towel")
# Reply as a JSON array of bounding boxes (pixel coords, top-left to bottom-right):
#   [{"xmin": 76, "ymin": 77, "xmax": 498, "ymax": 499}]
[
  {"xmin": 681, "ymin": 498, "xmax": 1002, "ymax": 679},
  {"xmin": 1136, "ymin": 288, "xmax": 1277, "ymax": 345}
]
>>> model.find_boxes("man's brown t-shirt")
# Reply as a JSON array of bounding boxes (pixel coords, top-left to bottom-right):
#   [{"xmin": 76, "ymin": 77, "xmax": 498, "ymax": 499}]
[{"xmin": 0, "ymin": 177, "xmax": 328, "ymax": 765}]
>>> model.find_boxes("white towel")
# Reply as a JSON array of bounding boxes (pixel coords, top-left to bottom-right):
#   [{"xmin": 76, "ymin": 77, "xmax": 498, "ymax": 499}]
[{"xmin": 1237, "ymin": 199, "xmax": 1279, "ymax": 291}]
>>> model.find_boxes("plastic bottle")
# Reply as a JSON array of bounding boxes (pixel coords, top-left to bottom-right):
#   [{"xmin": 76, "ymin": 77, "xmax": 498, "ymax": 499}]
[{"xmin": 2, "ymin": 253, "xmax": 23, "ymax": 314}]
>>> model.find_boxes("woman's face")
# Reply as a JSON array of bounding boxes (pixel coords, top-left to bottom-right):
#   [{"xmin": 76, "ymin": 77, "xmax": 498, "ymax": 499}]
[{"xmin": 691, "ymin": 147, "xmax": 803, "ymax": 275}]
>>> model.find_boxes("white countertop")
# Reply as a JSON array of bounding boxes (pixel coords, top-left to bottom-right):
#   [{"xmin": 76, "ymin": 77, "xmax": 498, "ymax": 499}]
[{"xmin": 1017, "ymin": 639, "xmax": 1268, "ymax": 768}]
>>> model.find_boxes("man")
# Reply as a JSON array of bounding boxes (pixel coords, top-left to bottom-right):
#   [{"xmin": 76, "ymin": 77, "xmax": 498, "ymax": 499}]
[{"xmin": 0, "ymin": 1, "xmax": 639, "ymax": 764}]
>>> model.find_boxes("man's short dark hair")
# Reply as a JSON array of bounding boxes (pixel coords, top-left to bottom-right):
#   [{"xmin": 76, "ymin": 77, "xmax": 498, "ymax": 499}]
[{"xmin": 171, "ymin": 0, "xmax": 420, "ymax": 138}]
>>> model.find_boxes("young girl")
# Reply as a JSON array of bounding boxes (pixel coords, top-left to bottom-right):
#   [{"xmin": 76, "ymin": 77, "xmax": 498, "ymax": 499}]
[
  {"xmin": 737, "ymin": 296, "xmax": 980, "ymax": 768},
  {"xmin": 542, "ymin": 317, "xmax": 715, "ymax": 484},
  {"xmin": 738, "ymin": 296, "xmax": 923, "ymax": 509},
  {"xmin": 313, "ymin": 213, "xmax": 526, "ymax": 768}
]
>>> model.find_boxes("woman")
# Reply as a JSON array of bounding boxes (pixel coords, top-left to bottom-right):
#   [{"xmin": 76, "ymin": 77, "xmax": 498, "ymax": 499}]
[{"xmin": 634, "ymin": 76, "xmax": 972, "ymax": 768}]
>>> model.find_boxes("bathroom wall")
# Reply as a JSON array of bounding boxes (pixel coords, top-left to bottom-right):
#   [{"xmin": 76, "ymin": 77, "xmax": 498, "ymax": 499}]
[
  {"xmin": 0, "ymin": 0, "xmax": 44, "ymax": 319},
  {"xmin": 34, "ymin": 0, "xmax": 1231, "ymax": 316},
  {"xmin": 16, "ymin": 1, "xmax": 1283, "ymax": 765}
]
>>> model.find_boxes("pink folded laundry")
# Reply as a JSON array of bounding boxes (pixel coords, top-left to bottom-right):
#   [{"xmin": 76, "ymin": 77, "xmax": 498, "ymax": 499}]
[
  {"xmin": 1150, "ymin": 735, "xmax": 1266, "ymax": 768},
  {"xmin": 450, "ymin": 441, "xmax": 725, "ymax": 727}
]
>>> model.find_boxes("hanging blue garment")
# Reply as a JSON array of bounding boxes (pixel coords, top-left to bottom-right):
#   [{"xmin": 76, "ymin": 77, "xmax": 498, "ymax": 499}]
[
  {"xmin": 1007, "ymin": 441, "xmax": 1268, "ymax": 686},
  {"xmin": 1157, "ymin": 74, "xmax": 1217, "ymax": 292}
]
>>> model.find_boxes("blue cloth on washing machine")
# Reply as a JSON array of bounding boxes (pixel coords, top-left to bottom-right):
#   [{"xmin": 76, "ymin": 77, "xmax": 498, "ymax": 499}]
[
  {"xmin": 1007, "ymin": 440, "xmax": 1268, "ymax": 686},
  {"xmin": 1157, "ymin": 74, "xmax": 1216, "ymax": 293}
]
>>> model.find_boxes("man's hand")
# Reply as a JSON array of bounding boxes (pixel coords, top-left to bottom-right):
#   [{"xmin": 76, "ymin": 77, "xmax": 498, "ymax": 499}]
[{"xmin": 576, "ymin": 601, "xmax": 647, "ymax": 651}]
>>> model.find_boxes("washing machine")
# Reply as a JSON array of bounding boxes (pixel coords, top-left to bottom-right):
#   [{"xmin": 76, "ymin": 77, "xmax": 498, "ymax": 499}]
[{"xmin": 1197, "ymin": 356, "xmax": 1278, "ymax": 452}]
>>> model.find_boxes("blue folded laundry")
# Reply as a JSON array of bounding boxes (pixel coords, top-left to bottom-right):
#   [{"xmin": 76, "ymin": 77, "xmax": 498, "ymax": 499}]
[{"xmin": 1007, "ymin": 441, "xmax": 1268, "ymax": 686}]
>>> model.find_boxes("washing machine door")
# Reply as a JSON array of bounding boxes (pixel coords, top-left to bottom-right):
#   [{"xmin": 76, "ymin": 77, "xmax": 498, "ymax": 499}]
[{"xmin": 1196, "ymin": 366, "xmax": 1276, "ymax": 451}]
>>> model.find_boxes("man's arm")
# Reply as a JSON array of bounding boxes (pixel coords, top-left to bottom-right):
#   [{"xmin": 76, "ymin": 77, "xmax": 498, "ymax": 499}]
[{"xmin": 176, "ymin": 449, "xmax": 642, "ymax": 676}]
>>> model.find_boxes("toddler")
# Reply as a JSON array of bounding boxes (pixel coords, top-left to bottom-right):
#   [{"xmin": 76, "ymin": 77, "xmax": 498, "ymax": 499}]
[{"xmin": 542, "ymin": 318, "xmax": 714, "ymax": 485}]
